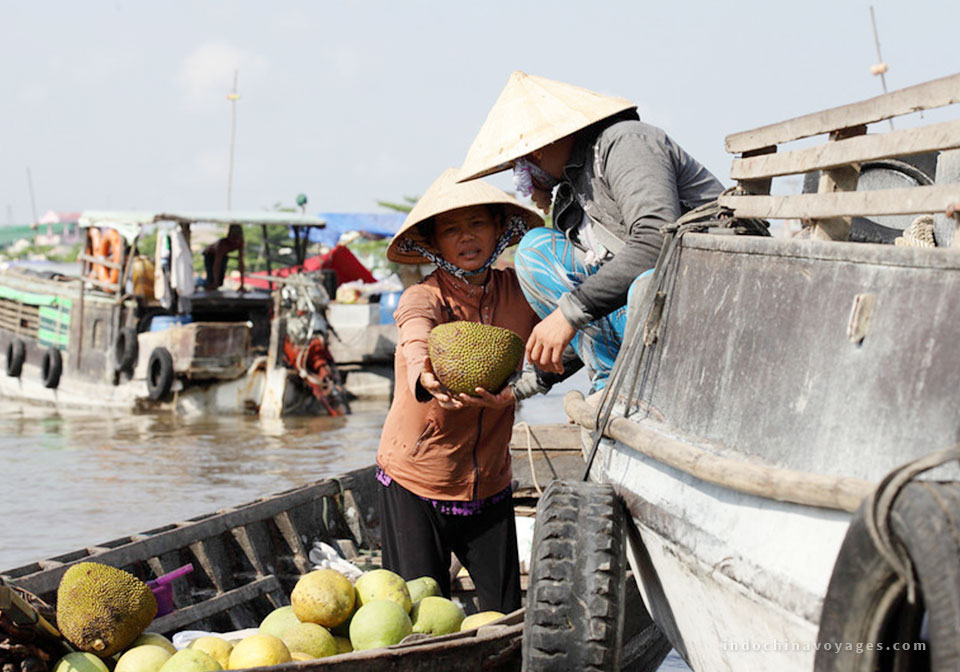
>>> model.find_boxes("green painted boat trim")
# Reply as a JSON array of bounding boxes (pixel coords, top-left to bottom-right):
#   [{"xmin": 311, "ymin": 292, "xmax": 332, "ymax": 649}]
[
  {"xmin": 37, "ymin": 328, "xmax": 69, "ymax": 348},
  {"xmin": 0, "ymin": 284, "xmax": 73, "ymax": 309}
]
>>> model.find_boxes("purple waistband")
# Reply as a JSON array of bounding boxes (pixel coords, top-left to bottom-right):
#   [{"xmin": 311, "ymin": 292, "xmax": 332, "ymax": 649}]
[{"xmin": 376, "ymin": 466, "xmax": 511, "ymax": 516}]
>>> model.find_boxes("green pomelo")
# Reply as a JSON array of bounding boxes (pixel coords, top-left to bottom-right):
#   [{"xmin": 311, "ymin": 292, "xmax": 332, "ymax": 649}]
[
  {"xmin": 460, "ymin": 611, "xmax": 505, "ymax": 631},
  {"xmin": 130, "ymin": 634, "xmax": 177, "ymax": 655},
  {"xmin": 333, "ymin": 636, "xmax": 353, "ymax": 654},
  {"xmin": 54, "ymin": 652, "xmax": 110, "ymax": 672},
  {"xmin": 405, "ymin": 576, "xmax": 441, "ymax": 605},
  {"xmin": 157, "ymin": 649, "xmax": 222, "ymax": 672},
  {"xmin": 428, "ymin": 322, "xmax": 524, "ymax": 395},
  {"xmin": 258, "ymin": 605, "xmax": 301, "ymax": 638},
  {"xmin": 348, "ymin": 600, "xmax": 412, "ymax": 651},
  {"xmin": 280, "ymin": 622, "xmax": 337, "ymax": 659},
  {"xmin": 115, "ymin": 646, "xmax": 171, "ymax": 672},
  {"xmin": 290, "ymin": 569, "xmax": 356, "ymax": 628},
  {"xmin": 410, "ymin": 596, "xmax": 465, "ymax": 635},
  {"xmin": 186, "ymin": 637, "xmax": 233, "ymax": 669},
  {"xmin": 354, "ymin": 569, "xmax": 412, "ymax": 612}
]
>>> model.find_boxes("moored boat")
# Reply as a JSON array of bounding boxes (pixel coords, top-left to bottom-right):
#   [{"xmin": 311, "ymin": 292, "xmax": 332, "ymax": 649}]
[
  {"xmin": 523, "ymin": 72, "xmax": 960, "ymax": 672},
  {"xmin": 0, "ymin": 424, "xmax": 670, "ymax": 671},
  {"xmin": 0, "ymin": 211, "xmax": 348, "ymax": 417}
]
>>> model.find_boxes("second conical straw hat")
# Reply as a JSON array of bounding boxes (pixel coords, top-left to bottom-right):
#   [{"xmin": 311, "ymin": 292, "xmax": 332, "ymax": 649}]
[
  {"xmin": 458, "ymin": 71, "xmax": 636, "ymax": 182},
  {"xmin": 387, "ymin": 167, "xmax": 543, "ymax": 264}
]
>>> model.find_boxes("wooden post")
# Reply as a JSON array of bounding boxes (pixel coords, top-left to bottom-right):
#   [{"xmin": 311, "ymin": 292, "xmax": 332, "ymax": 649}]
[
  {"xmin": 739, "ymin": 145, "xmax": 777, "ymax": 195},
  {"xmin": 811, "ymin": 125, "xmax": 868, "ymax": 240}
]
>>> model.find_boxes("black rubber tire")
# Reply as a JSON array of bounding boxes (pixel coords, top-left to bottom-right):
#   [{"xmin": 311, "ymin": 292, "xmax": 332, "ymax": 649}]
[
  {"xmin": 146, "ymin": 347, "xmax": 174, "ymax": 401},
  {"xmin": 6, "ymin": 339, "xmax": 25, "ymax": 378},
  {"xmin": 815, "ymin": 482, "xmax": 960, "ymax": 671},
  {"xmin": 41, "ymin": 347, "xmax": 62, "ymax": 389},
  {"xmin": 522, "ymin": 479, "xmax": 627, "ymax": 672},
  {"xmin": 114, "ymin": 326, "xmax": 138, "ymax": 372}
]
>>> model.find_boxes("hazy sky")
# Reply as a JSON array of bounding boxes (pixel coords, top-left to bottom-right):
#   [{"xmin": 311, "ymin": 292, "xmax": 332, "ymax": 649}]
[{"xmin": 2, "ymin": 0, "xmax": 958, "ymax": 224}]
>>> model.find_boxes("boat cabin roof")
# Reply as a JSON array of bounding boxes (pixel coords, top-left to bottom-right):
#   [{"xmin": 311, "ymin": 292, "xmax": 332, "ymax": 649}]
[{"xmin": 78, "ymin": 211, "xmax": 327, "ymax": 243}]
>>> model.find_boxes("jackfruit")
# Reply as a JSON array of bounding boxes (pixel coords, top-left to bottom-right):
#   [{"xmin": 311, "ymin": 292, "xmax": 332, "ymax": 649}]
[
  {"xmin": 427, "ymin": 322, "xmax": 524, "ymax": 395},
  {"xmin": 56, "ymin": 562, "xmax": 158, "ymax": 658}
]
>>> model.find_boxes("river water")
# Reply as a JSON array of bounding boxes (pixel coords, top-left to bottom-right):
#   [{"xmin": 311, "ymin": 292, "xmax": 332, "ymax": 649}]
[{"xmin": 0, "ymin": 372, "xmax": 688, "ymax": 670}]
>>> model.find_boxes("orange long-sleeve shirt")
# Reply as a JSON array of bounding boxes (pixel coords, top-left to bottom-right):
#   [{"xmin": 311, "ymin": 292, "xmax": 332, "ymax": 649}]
[{"xmin": 376, "ymin": 267, "xmax": 539, "ymax": 501}]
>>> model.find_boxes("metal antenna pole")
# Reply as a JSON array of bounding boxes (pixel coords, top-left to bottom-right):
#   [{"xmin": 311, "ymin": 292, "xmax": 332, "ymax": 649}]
[
  {"xmin": 26, "ymin": 167, "xmax": 38, "ymax": 226},
  {"xmin": 227, "ymin": 69, "xmax": 240, "ymax": 210},
  {"xmin": 869, "ymin": 6, "xmax": 894, "ymax": 131}
]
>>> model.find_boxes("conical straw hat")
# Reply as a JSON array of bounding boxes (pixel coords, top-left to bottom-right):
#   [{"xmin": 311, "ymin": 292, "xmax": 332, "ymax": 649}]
[
  {"xmin": 457, "ymin": 72, "xmax": 636, "ymax": 183},
  {"xmin": 387, "ymin": 167, "xmax": 543, "ymax": 264}
]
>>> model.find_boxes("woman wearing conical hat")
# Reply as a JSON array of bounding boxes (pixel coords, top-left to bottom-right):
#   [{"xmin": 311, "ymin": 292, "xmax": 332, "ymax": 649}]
[
  {"xmin": 458, "ymin": 72, "xmax": 723, "ymax": 394},
  {"xmin": 375, "ymin": 168, "xmax": 542, "ymax": 613}
]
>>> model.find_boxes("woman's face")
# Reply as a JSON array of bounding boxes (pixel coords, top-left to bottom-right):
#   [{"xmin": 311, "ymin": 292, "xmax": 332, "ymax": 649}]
[{"xmin": 432, "ymin": 205, "xmax": 500, "ymax": 272}]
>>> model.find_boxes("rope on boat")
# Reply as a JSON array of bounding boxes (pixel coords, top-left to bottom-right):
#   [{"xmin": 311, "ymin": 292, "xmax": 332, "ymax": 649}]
[
  {"xmin": 863, "ymin": 446, "xmax": 960, "ymax": 604},
  {"xmin": 565, "ymin": 389, "xmax": 875, "ymax": 512},
  {"xmin": 513, "ymin": 421, "xmax": 544, "ymax": 496}
]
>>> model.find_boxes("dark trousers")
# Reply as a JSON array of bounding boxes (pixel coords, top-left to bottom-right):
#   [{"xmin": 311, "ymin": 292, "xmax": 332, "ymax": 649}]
[
  {"xmin": 203, "ymin": 250, "xmax": 226, "ymax": 289},
  {"xmin": 378, "ymin": 479, "xmax": 521, "ymax": 613}
]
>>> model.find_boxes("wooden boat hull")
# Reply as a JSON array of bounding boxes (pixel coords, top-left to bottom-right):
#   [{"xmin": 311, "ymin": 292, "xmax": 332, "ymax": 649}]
[
  {"xmin": 2, "ymin": 427, "xmax": 663, "ymax": 670},
  {"xmin": 572, "ymin": 233, "xmax": 960, "ymax": 671},
  {"xmin": 0, "ymin": 268, "xmax": 341, "ymax": 416}
]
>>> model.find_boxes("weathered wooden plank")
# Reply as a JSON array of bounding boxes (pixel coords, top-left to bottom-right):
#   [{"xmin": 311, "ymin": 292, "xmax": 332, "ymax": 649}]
[
  {"xmin": 150, "ymin": 575, "xmax": 282, "ymax": 634},
  {"xmin": 726, "ymin": 72, "xmax": 960, "ymax": 154},
  {"xmin": 11, "ymin": 477, "xmax": 351, "ymax": 596},
  {"xmin": 720, "ymin": 183, "xmax": 960, "ymax": 220},
  {"xmin": 272, "ymin": 511, "xmax": 312, "ymax": 575},
  {"xmin": 732, "ymin": 118, "xmax": 960, "ymax": 180}
]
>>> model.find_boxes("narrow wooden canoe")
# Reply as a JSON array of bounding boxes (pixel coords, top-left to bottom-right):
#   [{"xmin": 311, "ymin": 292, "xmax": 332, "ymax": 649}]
[{"xmin": 1, "ymin": 424, "xmax": 668, "ymax": 671}]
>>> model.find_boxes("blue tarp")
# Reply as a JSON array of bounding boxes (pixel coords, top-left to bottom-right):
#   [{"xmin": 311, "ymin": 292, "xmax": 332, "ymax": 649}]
[{"xmin": 304, "ymin": 212, "xmax": 406, "ymax": 246}]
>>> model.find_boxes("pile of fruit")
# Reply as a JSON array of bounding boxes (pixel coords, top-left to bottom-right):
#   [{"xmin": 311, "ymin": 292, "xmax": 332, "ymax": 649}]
[{"xmin": 50, "ymin": 562, "xmax": 506, "ymax": 671}]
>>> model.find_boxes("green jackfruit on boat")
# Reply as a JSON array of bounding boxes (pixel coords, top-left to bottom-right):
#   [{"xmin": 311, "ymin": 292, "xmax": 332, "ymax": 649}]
[
  {"xmin": 427, "ymin": 322, "xmax": 524, "ymax": 395},
  {"xmin": 57, "ymin": 562, "xmax": 158, "ymax": 658}
]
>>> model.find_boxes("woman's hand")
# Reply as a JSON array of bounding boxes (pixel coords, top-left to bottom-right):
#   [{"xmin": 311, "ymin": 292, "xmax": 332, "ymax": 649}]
[
  {"xmin": 526, "ymin": 308, "xmax": 577, "ymax": 374},
  {"xmin": 455, "ymin": 385, "xmax": 516, "ymax": 409},
  {"xmin": 531, "ymin": 186, "xmax": 552, "ymax": 215},
  {"xmin": 420, "ymin": 359, "xmax": 464, "ymax": 410}
]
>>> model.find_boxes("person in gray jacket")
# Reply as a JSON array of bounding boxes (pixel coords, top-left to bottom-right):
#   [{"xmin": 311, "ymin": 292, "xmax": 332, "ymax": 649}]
[{"xmin": 458, "ymin": 72, "xmax": 723, "ymax": 396}]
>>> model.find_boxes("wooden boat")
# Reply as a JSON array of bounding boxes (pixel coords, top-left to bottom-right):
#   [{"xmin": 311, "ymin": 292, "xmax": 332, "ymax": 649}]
[
  {"xmin": 0, "ymin": 211, "xmax": 348, "ymax": 417},
  {"xmin": 0, "ymin": 424, "xmax": 670, "ymax": 671},
  {"xmin": 536, "ymin": 73, "xmax": 960, "ymax": 672}
]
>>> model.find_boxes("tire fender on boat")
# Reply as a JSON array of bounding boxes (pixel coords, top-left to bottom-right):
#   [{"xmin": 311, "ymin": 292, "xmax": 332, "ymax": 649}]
[
  {"xmin": 41, "ymin": 347, "xmax": 62, "ymax": 389},
  {"xmin": 816, "ymin": 480, "xmax": 960, "ymax": 671},
  {"xmin": 5, "ymin": 339, "xmax": 25, "ymax": 378},
  {"xmin": 146, "ymin": 346, "xmax": 174, "ymax": 401},
  {"xmin": 522, "ymin": 479, "xmax": 627, "ymax": 671},
  {"xmin": 114, "ymin": 326, "xmax": 139, "ymax": 372}
]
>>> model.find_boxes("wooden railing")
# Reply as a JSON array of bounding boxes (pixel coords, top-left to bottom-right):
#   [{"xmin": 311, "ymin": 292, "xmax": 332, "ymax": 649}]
[{"xmin": 720, "ymin": 72, "xmax": 960, "ymax": 239}]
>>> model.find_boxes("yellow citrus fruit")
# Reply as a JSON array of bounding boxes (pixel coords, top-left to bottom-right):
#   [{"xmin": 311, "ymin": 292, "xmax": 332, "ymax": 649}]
[
  {"xmin": 114, "ymin": 646, "xmax": 171, "ymax": 672},
  {"xmin": 186, "ymin": 637, "xmax": 233, "ymax": 669},
  {"xmin": 157, "ymin": 649, "xmax": 222, "ymax": 672},
  {"xmin": 258, "ymin": 606, "xmax": 300, "ymax": 638},
  {"xmin": 280, "ymin": 622, "xmax": 336, "ymax": 659},
  {"xmin": 129, "ymin": 634, "xmax": 177, "ymax": 656},
  {"xmin": 226, "ymin": 634, "xmax": 291, "ymax": 669},
  {"xmin": 290, "ymin": 569, "xmax": 356, "ymax": 628},
  {"xmin": 355, "ymin": 569, "xmax": 412, "ymax": 613},
  {"xmin": 460, "ymin": 611, "xmax": 505, "ymax": 631}
]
